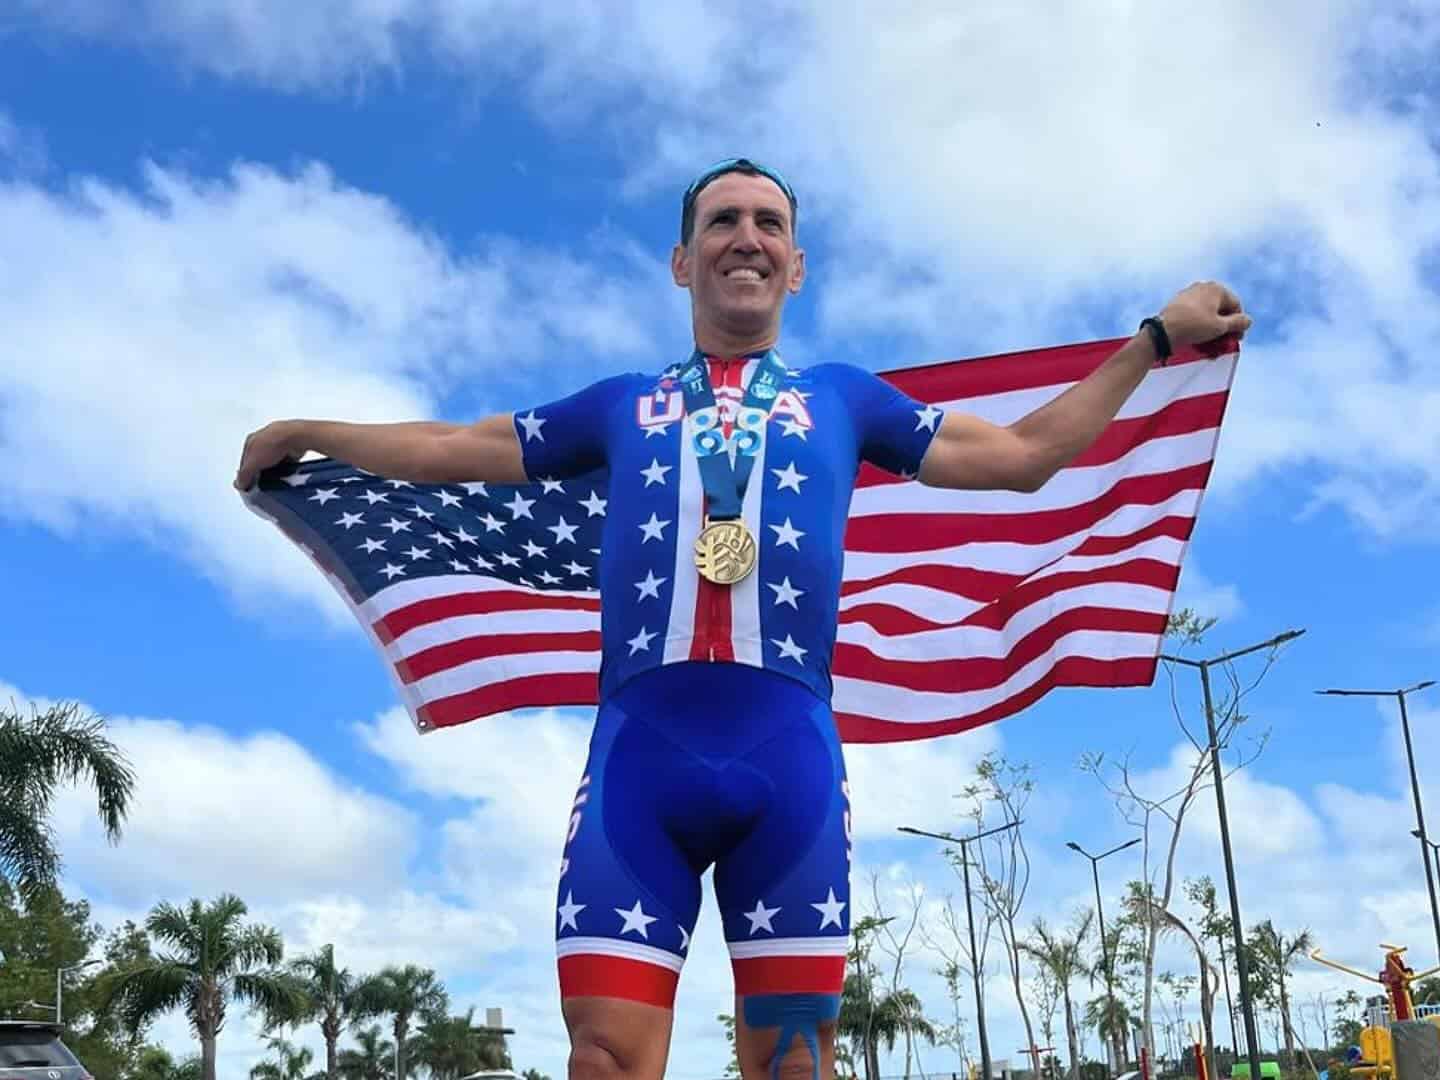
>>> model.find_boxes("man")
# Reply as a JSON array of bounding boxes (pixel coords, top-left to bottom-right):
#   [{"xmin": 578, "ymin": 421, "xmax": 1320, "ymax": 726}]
[{"xmin": 235, "ymin": 159, "xmax": 1252, "ymax": 1080}]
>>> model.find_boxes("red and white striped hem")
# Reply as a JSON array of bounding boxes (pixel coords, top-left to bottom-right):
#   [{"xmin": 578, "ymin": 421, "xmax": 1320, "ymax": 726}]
[
  {"xmin": 556, "ymin": 937, "xmax": 685, "ymax": 1008},
  {"xmin": 727, "ymin": 937, "xmax": 849, "ymax": 996}
]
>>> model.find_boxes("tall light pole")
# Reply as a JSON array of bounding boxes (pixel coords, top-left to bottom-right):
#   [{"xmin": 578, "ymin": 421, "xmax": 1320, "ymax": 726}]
[
  {"xmin": 1065, "ymin": 837, "xmax": 1140, "ymax": 1070},
  {"xmin": 1414, "ymin": 829, "xmax": 1440, "ymax": 891},
  {"xmin": 900, "ymin": 819, "xmax": 1022, "ymax": 1080},
  {"xmin": 1317, "ymin": 681, "xmax": 1438, "ymax": 960},
  {"xmin": 55, "ymin": 959, "xmax": 101, "ymax": 1025},
  {"xmin": 1160, "ymin": 626, "xmax": 1305, "ymax": 1080}
]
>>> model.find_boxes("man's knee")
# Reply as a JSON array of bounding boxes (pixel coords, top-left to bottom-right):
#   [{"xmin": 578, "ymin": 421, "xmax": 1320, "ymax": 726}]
[{"xmin": 568, "ymin": 1039, "xmax": 624, "ymax": 1080}]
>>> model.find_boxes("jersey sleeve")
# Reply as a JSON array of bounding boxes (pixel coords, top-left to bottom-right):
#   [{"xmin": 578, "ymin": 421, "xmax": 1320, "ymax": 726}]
[
  {"xmin": 513, "ymin": 373, "xmax": 634, "ymax": 480},
  {"xmin": 829, "ymin": 363, "xmax": 941, "ymax": 476}
]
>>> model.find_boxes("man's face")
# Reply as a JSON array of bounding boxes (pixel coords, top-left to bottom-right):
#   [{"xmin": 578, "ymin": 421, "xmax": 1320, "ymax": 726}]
[{"xmin": 671, "ymin": 172, "xmax": 805, "ymax": 339}]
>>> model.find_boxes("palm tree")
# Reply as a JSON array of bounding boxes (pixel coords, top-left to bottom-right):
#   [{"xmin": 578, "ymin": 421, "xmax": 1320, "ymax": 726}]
[
  {"xmin": 1124, "ymin": 895, "xmax": 1218, "ymax": 1080},
  {"xmin": 409, "ymin": 1006, "xmax": 511, "ymax": 1079},
  {"xmin": 99, "ymin": 894, "xmax": 304, "ymax": 1080},
  {"xmin": 351, "ymin": 965, "xmax": 448, "ymax": 1080},
  {"xmin": 1250, "ymin": 920, "xmax": 1312, "ymax": 1068},
  {"xmin": 1084, "ymin": 992, "xmax": 1132, "ymax": 1072},
  {"xmin": 0, "ymin": 701, "xmax": 134, "ymax": 897},
  {"xmin": 837, "ymin": 977, "xmax": 935, "ymax": 1080},
  {"xmin": 336, "ymin": 1025, "xmax": 393, "ymax": 1080},
  {"xmin": 1021, "ymin": 912, "xmax": 1094, "ymax": 1080},
  {"xmin": 274, "ymin": 944, "xmax": 363, "ymax": 1080},
  {"xmin": 250, "ymin": 1035, "xmax": 318, "ymax": 1080}
]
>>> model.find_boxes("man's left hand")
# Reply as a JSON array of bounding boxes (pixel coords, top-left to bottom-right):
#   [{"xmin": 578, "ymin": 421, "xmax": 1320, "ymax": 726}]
[{"xmin": 1157, "ymin": 281, "xmax": 1253, "ymax": 349}]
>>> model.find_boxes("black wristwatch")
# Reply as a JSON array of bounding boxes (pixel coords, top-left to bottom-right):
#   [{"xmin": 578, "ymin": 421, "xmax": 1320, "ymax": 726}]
[{"xmin": 1139, "ymin": 316, "xmax": 1172, "ymax": 365}]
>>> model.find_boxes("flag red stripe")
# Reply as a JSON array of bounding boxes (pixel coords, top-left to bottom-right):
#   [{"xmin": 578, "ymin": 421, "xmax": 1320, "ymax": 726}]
[
  {"xmin": 839, "ymin": 558, "xmax": 1179, "ymax": 635},
  {"xmin": 397, "ymin": 630, "xmax": 602, "ymax": 683},
  {"xmin": 376, "ymin": 588, "xmax": 599, "ymax": 642},
  {"xmin": 731, "ymin": 955, "xmax": 847, "ymax": 996},
  {"xmin": 833, "ymin": 606, "xmax": 1165, "ymax": 691},
  {"xmin": 557, "ymin": 954, "xmax": 679, "ymax": 1008},
  {"xmin": 835, "ymin": 655, "xmax": 1159, "ymax": 743},
  {"xmin": 855, "ymin": 390, "xmax": 1227, "ymax": 489},
  {"xmin": 845, "ymin": 463, "xmax": 1212, "ymax": 551},
  {"xmin": 416, "ymin": 671, "xmax": 598, "ymax": 729}
]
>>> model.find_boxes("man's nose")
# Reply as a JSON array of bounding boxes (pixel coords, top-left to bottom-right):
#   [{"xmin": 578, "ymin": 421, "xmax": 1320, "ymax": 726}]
[{"xmin": 731, "ymin": 216, "xmax": 762, "ymax": 250}]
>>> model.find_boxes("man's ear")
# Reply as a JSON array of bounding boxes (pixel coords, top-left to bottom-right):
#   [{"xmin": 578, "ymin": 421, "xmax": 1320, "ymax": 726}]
[
  {"xmin": 671, "ymin": 242, "xmax": 691, "ymax": 287},
  {"xmin": 787, "ymin": 248, "xmax": 807, "ymax": 295}
]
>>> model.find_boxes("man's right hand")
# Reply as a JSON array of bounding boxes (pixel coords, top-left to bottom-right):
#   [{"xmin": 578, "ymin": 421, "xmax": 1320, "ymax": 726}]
[{"xmin": 234, "ymin": 419, "xmax": 303, "ymax": 491}]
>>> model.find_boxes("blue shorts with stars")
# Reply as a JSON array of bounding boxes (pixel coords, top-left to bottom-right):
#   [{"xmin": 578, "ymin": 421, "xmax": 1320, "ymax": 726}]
[{"xmin": 554, "ymin": 661, "xmax": 852, "ymax": 1008}]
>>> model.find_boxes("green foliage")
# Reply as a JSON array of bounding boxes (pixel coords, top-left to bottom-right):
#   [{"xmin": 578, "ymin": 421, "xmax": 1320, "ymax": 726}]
[
  {"xmin": 408, "ymin": 1006, "xmax": 511, "ymax": 1079},
  {"xmin": 717, "ymin": 1012, "xmax": 740, "ymax": 1077},
  {"xmin": 0, "ymin": 701, "xmax": 136, "ymax": 899},
  {"xmin": 336, "ymin": 1024, "xmax": 393, "ymax": 1080},
  {"xmin": 350, "ymin": 965, "xmax": 447, "ymax": 1080}
]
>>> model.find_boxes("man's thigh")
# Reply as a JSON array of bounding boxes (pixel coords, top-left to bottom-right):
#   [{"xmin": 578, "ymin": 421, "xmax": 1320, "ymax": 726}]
[
  {"xmin": 563, "ymin": 996, "xmax": 674, "ymax": 1080},
  {"xmin": 734, "ymin": 993, "xmax": 838, "ymax": 1080}
]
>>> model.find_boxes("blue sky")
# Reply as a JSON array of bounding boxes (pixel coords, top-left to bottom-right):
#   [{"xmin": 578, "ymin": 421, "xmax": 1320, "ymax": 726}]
[{"xmin": 3, "ymin": 3, "xmax": 1440, "ymax": 1077}]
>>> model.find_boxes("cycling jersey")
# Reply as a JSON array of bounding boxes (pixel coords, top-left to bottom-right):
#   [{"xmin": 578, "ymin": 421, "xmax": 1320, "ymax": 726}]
[{"xmin": 514, "ymin": 354, "xmax": 941, "ymax": 706}]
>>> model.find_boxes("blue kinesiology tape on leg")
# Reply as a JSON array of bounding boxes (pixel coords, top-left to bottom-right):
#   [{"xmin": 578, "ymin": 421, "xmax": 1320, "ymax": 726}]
[{"xmin": 743, "ymin": 993, "xmax": 841, "ymax": 1080}]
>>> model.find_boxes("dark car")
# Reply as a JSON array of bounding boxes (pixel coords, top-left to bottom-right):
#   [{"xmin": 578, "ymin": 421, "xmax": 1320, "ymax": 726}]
[{"xmin": 0, "ymin": 1020, "xmax": 92, "ymax": 1080}]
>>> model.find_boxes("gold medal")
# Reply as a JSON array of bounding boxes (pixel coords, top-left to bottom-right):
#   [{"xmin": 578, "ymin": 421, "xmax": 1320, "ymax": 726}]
[{"xmin": 693, "ymin": 519, "xmax": 757, "ymax": 585}]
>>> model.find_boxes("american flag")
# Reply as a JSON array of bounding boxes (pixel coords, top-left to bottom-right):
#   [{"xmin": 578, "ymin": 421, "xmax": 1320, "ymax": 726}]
[{"xmin": 243, "ymin": 335, "xmax": 1237, "ymax": 743}]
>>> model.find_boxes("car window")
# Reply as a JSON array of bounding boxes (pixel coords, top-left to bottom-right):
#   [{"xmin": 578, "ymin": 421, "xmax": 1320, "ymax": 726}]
[{"xmin": 0, "ymin": 1030, "xmax": 80, "ymax": 1067}]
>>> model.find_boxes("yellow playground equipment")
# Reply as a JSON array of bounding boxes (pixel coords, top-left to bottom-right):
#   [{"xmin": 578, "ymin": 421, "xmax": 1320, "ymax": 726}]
[{"xmin": 1308, "ymin": 944, "xmax": 1440, "ymax": 1079}]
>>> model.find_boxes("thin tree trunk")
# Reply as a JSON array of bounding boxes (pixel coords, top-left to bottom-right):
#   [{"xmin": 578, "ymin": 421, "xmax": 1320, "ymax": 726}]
[
  {"xmin": 1200, "ymin": 965, "xmax": 1217, "ymax": 1080},
  {"xmin": 1279, "ymin": 969, "xmax": 1295, "ymax": 1068},
  {"xmin": 1063, "ymin": 991, "xmax": 1080, "ymax": 1080},
  {"xmin": 201, "ymin": 1034, "xmax": 218, "ymax": 1080}
]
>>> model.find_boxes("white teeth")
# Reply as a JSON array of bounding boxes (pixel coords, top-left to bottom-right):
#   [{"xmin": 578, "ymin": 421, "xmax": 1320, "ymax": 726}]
[{"xmin": 726, "ymin": 268, "xmax": 764, "ymax": 281}]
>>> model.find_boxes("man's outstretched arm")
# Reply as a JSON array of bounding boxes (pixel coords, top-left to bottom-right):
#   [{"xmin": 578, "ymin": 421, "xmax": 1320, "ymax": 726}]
[
  {"xmin": 917, "ymin": 280, "xmax": 1253, "ymax": 493},
  {"xmin": 233, "ymin": 413, "xmax": 528, "ymax": 490}
]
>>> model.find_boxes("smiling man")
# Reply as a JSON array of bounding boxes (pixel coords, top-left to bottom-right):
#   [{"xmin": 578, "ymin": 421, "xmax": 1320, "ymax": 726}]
[{"xmin": 236, "ymin": 158, "xmax": 1252, "ymax": 1080}]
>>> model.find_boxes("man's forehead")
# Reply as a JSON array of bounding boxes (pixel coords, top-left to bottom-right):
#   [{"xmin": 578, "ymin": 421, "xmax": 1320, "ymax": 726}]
[{"xmin": 694, "ymin": 172, "xmax": 792, "ymax": 218}]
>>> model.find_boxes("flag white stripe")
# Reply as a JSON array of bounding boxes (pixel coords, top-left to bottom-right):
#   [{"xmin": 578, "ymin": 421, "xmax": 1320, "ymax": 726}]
[
  {"xmin": 727, "ymin": 937, "xmax": 850, "ymax": 958},
  {"xmin": 555, "ymin": 936, "xmax": 685, "ymax": 971}
]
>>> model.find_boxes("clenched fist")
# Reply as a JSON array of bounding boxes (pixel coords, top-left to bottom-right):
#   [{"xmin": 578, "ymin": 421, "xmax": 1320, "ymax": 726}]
[
  {"xmin": 234, "ymin": 419, "xmax": 303, "ymax": 491},
  {"xmin": 1157, "ymin": 281, "xmax": 1253, "ymax": 349}
]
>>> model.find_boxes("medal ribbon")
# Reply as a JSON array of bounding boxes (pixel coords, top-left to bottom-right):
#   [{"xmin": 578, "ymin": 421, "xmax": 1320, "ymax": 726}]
[{"xmin": 676, "ymin": 349, "xmax": 789, "ymax": 521}]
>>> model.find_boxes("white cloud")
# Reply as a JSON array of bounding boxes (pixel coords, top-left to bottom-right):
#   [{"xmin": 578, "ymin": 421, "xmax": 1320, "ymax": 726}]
[{"xmin": 1174, "ymin": 560, "xmax": 1244, "ymax": 623}]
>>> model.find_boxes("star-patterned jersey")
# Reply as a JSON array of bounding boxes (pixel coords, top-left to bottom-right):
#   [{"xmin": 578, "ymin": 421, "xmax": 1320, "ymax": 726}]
[
  {"xmin": 553, "ymin": 660, "xmax": 852, "ymax": 1007},
  {"xmin": 513, "ymin": 355, "xmax": 942, "ymax": 705}
]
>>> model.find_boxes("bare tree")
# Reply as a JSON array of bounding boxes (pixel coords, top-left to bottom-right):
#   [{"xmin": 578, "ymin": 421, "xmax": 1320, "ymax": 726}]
[
  {"xmin": 1079, "ymin": 609, "xmax": 1289, "ymax": 1061},
  {"xmin": 921, "ymin": 892, "xmax": 993, "ymax": 1078},
  {"xmin": 870, "ymin": 872, "xmax": 930, "ymax": 1080},
  {"xmin": 960, "ymin": 754, "xmax": 1040, "ymax": 1076}
]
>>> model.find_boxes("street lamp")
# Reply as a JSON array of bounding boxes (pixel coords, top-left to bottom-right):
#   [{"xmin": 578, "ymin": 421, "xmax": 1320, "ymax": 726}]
[
  {"xmin": 1414, "ymin": 829, "xmax": 1440, "ymax": 888},
  {"xmin": 56, "ymin": 959, "xmax": 102, "ymax": 1025},
  {"xmin": 1065, "ymin": 837, "xmax": 1140, "ymax": 1071},
  {"xmin": 900, "ymin": 819, "xmax": 1022, "ymax": 1080},
  {"xmin": 1160, "ymin": 626, "xmax": 1305, "ymax": 1080},
  {"xmin": 1317, "ymin": 681, "xmax": 1438, "ymax": 961}
]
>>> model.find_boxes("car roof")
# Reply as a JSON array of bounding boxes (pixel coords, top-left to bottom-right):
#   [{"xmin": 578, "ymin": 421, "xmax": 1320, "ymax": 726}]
[{"xmin": 0, "ymin": 1021, "xmax": 63, "ymax": 1034}]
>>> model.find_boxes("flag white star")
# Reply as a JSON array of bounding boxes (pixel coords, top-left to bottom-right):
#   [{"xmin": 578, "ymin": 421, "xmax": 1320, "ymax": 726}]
[
  {"xmin": 770, "ymin": 518, "xmax": 804, "ymax": 549},
  {"xmin": 768, "ymin": 577, "xmax": 804, "ymax": 609},
  {"xmin": 640, "ymin": 458, "xmax": 673, "ymax": 487},
  {"xmin": 430, "ymin": 531, "xmax": 455, "ymax": 549},
  {"xmin": 627, "ymin": 627, "xmax": 656, "ymax": 654},
  {"xmin": 407, "ymin": 505, "xmax": 435, "ymax": 521},
  {"xmin": 360, "ymin": 537, "xmax": 387, "ymax": 554},
  {"xmin": 778, "ymin": 417, "xmax": 809, "ymax": 439},
  {"xmin": 743, "ymin": 899, "xmax": 781, "ymax": 935},
  {"xmin": 308, "ymin": 488, "xmax": 340, "ymax": 505},
  {"xmin": 437, "ymin": 490, "xmax": 462, "ymax": 508},
  {"xmin": 379, "ymin": 562, "xmax": 406, "ymax": 580},
  {"xmin": 522, "ymin": 539, "xmax": 547, "ymax": 558},
  {"xmin": 547, "ymin": 516, "xmax": 579, "ymax": 544},
  {"xmin": 540, "ymin": 476, "xmax": 565, "ymax": 494},
  {"xmin": 282, "ymin": 472, "xmax": 310, "ymax": 487},
  {"xmin": 472, "ymin": 554, "xmax": 493, "ymax": 570},
  {"xmin": 497, "ymin": 552, "xmax": 521, "ymax": 567},
  {"xmin": 386, "ymin": 479, "xmax": 414, "ymax": 489},
  {"xmin": 404, "ymin": 546, "xmax": 431, "ymax": 561},
  {"xmin": 634, "ymin": 570, "xmax": 666, "ymax": 600},
  {"xmin": 771, "ymin": 462, "xmax": 807, "ymax": 493},
  {"xmin": 518, "ymin": 411, "xmax": 546, "ymax": 441},
  {"xmin": 360, "ymin": 490, "xmax": 390, "ymax": 505},
  {"xmin": 563, "ymin": 560, "xmax": 591, "ymax": 577},
  {"xmin": 538, "ymin": 571, "xmax": 562, "ymax": 585},
  {"xmin": 579, "ymin": 490, "xmax": 607, "ymax": 517},
  {"xmin": 480, "ymin": 513, "xmax": 505, "ymax": 533},
  {"xmin": 915, "ymin": 404, "xmax": 943, "ymax": 432},
  {"xmin": 772, "ymin": 634, "xmax": 807, "ymax": 663},
  {"xmin": 335, "ymin": 512, "xmax": 365, "ymax": 529},
  {"xmin": 678, "ymin": 925, "xmax": 691, "ymax": 951},
  {"xmin": 505, "ymin": 493, "xmax": 536, "ymax": 520},
  {"xmin": 382, "ymin": 517, "xmax": 412, "ymax": 535},
  {"xmin": 643, "ymin": 424, "xmax": 672, "ymax": 439},
  {"xmin": 462, "ymin": 481, "xmax": 487, "ymax": 497},
  {"xmin": 449, "ymin": 559, "xmax": 470, "ymax": 572},
  {"xmin": 453, "ymin": 526, "xmax": 478, "ymax": 545},
  {"xmin": 558, "ymin": 891, "xmax": 586, "ymax": 931},
  {"xmin": 639, "ymin": 513, "xmax": 671, "ymax": 542},
  {"xmin": 811, "ymin": 887, "xmax": 846, "ymax": 929},
  {"xmin": 615, "ymin": 900, "xmax": 657, "ymax": 939}
]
